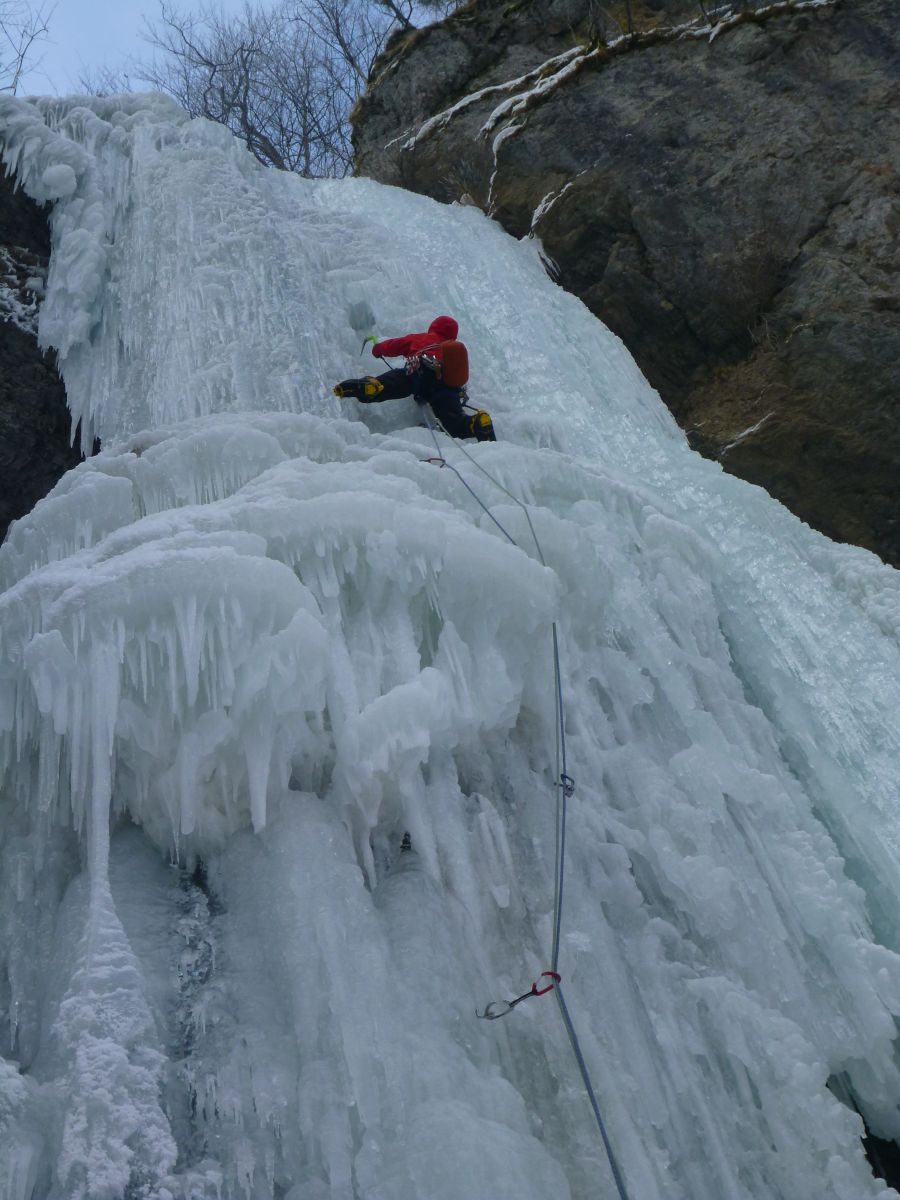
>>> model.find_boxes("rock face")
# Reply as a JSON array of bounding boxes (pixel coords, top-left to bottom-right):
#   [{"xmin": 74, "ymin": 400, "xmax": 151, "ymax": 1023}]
[
  {"xmin": 0, "ymin": 170, "xmax": 81, "ymax": 545},
  {"xmin": 353, "ymin": 0, "xmax": 900, "ymax": 565}
]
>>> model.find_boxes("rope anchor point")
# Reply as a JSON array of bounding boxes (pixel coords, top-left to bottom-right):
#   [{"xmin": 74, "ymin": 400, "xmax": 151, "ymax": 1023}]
[{"xmin": 476, "ymin": 972, "xmax": 562, "ymax": 1021}]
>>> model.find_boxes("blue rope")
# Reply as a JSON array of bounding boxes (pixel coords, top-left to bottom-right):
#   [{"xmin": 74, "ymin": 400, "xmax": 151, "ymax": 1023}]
[
  {"xmin": 555, "ymin": 982, "xmax": 631, "ymax": 1200},
  {"xmin": 424, "ymin": 418, "xmax": 520, "ymax": 547},
  {"xmin": 422, "ymin": 418, "xmax": 632, "ymax": 1200},
  {"xmin": 550, "ymin": 621, "xmax": 567, "ymax": 976}
]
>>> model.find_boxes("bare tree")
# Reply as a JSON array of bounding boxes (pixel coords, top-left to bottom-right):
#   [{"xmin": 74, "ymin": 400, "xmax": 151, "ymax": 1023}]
[
  {"xmin": 76, "ymin": 64, "xmax": 134, "ymax": 96},
  {"xmin": 71, "ymin": 0, "xmax": 459, "ymax": 177},
  {"xmin": 127, "ymin": 0, "xmax": 463, "ymax": 178},
  {"xmin": 133, "ymin": 0, "xmax": 411, "ymax": 177},
  {"xmin": 0, "ymin": 0, "xmax": 53, "ymax": 94}
]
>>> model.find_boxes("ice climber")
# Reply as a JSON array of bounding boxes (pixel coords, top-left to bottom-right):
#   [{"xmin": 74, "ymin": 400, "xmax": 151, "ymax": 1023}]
[{"xmin": 333, "ymin": 315, "xmax": 496, "ymax": 441}]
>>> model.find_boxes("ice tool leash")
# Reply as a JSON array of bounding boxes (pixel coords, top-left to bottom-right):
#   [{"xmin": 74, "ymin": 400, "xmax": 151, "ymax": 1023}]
[{"xmin": 421, "ymin": 412, "xmax": 632, "ymax": 1200}]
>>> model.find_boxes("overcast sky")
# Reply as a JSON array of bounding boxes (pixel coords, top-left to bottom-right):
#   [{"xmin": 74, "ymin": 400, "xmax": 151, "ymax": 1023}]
[{"xmin": 18, "ymin": 0, "xmax": 243, "ymax": 95}]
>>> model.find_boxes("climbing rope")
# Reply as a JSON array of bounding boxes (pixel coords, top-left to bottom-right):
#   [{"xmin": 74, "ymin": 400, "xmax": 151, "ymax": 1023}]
[
  {"xmin": 421, "ymin": 411, "xmax": 632, "ymax": 1200},
  {"xmin": 420, "ymin": 449, "xmax": 520, "ymax": 547}
]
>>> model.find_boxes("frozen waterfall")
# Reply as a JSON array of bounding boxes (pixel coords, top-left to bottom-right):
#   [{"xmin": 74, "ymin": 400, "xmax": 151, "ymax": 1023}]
[{"xmin": 1, "ymin": 93, "xmax": 900, "ymax": 1200}]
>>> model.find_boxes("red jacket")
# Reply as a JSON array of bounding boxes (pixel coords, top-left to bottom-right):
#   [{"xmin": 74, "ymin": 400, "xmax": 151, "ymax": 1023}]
[{"xmin": 372, "ymin": 315, "xmax": 459, "ymax": 362}]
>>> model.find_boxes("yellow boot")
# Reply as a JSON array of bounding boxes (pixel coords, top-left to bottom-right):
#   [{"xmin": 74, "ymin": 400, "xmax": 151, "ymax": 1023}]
[
  {"xmin": 469, "ymin": 410, "xmax": 496, "ymax": 441},
  {"xmin": 333, "ymin": 377, "xmax": 384, "ymax": 401}
]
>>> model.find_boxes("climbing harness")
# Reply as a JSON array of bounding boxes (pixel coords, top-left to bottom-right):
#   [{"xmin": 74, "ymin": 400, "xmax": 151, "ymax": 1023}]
[{"xmin": 422, "ymin": 410, "xmax": 632, "ymax": 1200}]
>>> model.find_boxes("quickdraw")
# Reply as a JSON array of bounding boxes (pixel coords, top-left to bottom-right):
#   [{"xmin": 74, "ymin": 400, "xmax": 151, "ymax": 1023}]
[{"xmin": 476, "ymin": 972, "xmax": 562, "ymax": 1021}]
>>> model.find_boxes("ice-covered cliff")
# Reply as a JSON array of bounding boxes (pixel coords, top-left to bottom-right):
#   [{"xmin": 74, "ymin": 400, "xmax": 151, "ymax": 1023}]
[{"xmin": 1, "ymin": 93, "xmax": 900, "ymax": 1200}]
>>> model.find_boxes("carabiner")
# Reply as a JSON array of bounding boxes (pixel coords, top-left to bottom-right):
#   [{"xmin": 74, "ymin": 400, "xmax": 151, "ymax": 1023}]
[{"xmin": 531, "ymin": 971, "xmax": 562, "ymax": 997}]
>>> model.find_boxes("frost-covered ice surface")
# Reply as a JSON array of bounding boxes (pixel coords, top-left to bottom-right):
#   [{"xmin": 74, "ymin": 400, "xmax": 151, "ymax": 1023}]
[{"xmin": 1, "ymin": 93, "xmax": 900, "ymax": 1200}]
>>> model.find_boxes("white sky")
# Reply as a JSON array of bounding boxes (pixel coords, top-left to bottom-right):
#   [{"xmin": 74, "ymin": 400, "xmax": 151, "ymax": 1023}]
[{"xmin": 18, "ymin": 0, "xmax": 244, "ymax": 95}]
